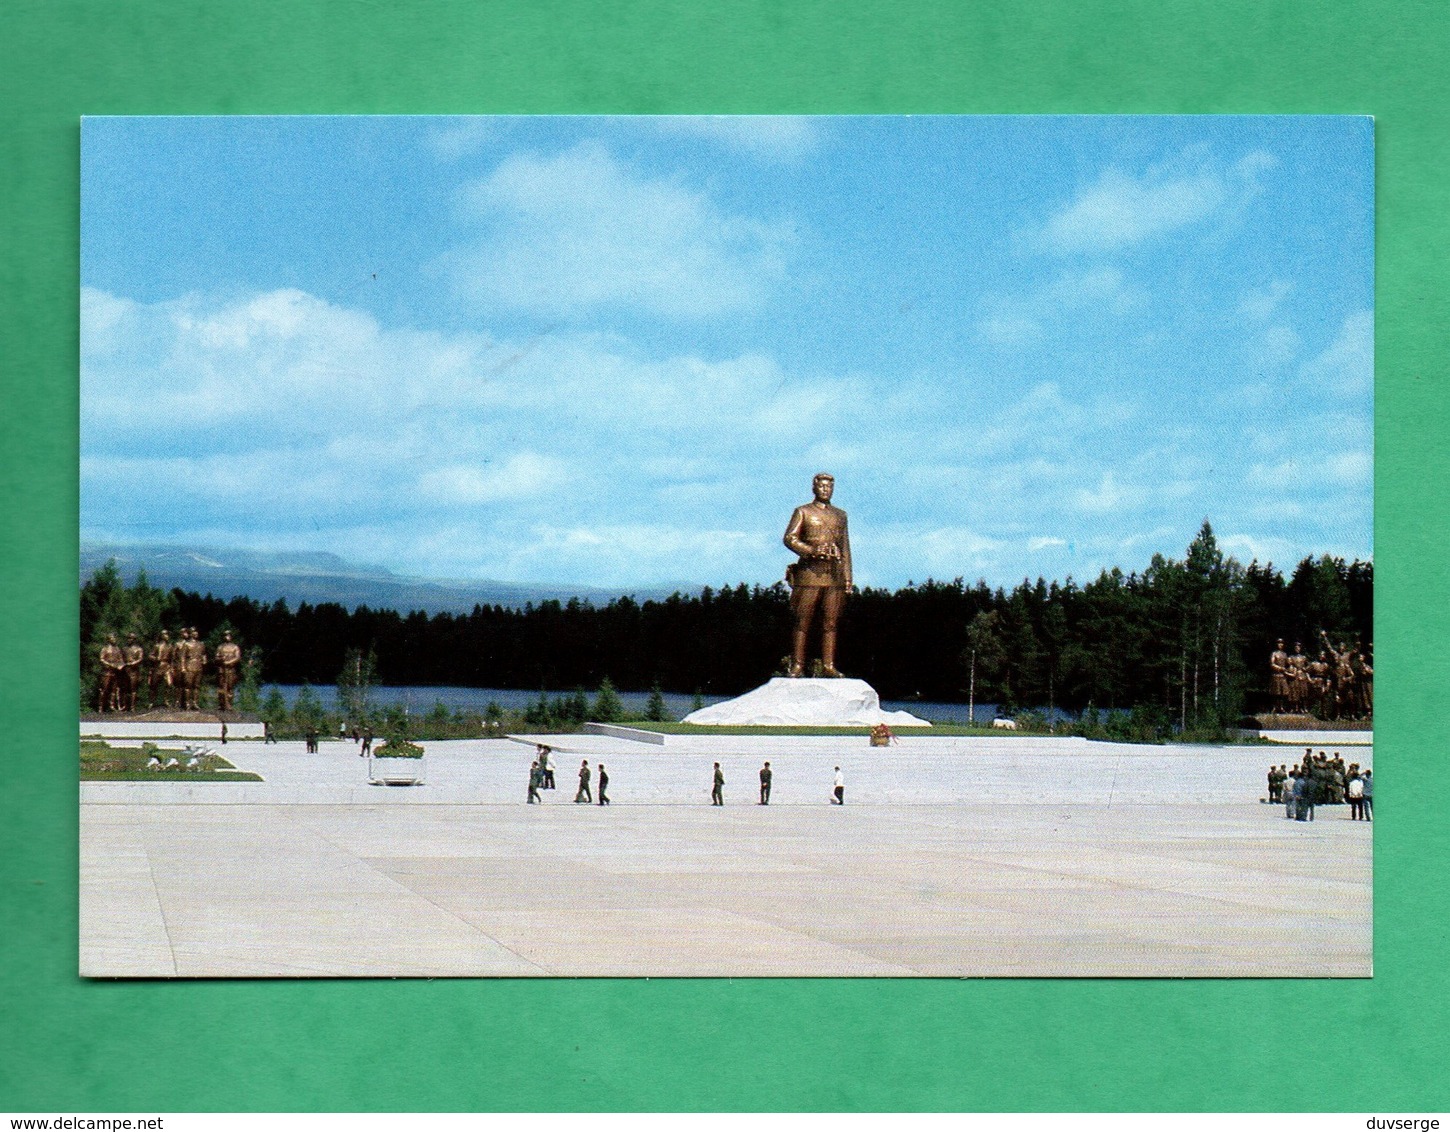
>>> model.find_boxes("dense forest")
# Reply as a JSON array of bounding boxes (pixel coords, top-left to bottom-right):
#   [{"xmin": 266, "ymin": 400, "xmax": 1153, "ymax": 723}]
[{"xmin": 81, "ymin": 522, "xmax": 1371, "ymax": 729}]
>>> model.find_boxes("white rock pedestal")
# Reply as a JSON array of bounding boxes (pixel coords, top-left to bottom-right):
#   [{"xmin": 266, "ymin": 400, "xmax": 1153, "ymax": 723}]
[{"xmin": 682, "ymin": 678, "xmax": 930, "ymax": 727}]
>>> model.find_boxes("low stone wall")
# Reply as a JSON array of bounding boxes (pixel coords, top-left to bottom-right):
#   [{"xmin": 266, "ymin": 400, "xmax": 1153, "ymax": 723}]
[
  {"xmin": 582, "ymin": 722, "xmax": 667, "ymax": 745},
  {"xmin": 1241, "ymin": 729, "xmax": 1373, "ymax": 746}
]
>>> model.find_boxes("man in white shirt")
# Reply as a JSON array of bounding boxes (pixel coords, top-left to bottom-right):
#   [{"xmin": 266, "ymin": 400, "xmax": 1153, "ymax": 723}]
[{"xmin": 832, "ymin": 766, "xmax": 844, "ymax": 805}]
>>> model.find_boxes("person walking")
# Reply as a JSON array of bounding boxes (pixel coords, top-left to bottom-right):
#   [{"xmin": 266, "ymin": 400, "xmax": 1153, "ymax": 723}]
[
  {"xmin": 759, "ymin": 761, "xmax": 772, "ymax": 805},
  {"xmin": 711, "ymin": 762, "xmax": 724, "ymax": 806},
  {"xmin": 597, "ymin": 763, "xmax": 610, "ymax": 806},
  {"xmin": 831, "ymin": 766, "xmax": 845, "ymax": 805},
  {"xmin": 527, "ymin": 760, "xmax": 542, "ymax": 804},
  {"xmin": 575, "ymin": 759, "xmax": 593, "ymax": 804},
  {"xmin": 1361, "ymin": 769, "xmax": 1373, "ymax": 821},
  {"xmin": 539, "ymin": 745, "xmax": 556, "ymax": 789},
  {"xmin": 361, "ymin": 727, "xmax": 373, "ymax": 756}
]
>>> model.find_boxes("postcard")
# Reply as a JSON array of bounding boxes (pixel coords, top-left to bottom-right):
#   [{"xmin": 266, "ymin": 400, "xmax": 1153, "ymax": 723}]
[{"xmin": 79, "ymin": 115, "xmax": 1372, "ymax": 977}]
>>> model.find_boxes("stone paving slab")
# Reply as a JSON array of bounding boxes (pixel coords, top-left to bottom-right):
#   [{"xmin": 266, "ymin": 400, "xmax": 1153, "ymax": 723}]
[{"xmin": 80, "ymin": 737, "xmax": 1373, "ymax": 978}]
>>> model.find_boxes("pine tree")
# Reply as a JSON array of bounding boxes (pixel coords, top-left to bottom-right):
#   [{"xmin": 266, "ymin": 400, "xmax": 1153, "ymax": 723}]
[
  {"xmin": 525, "ymin": 691, "xmax": 550, "ymax": 726},
  {"xmin": 236, "ymin": 647, "xmax": 264, "ymax": 713},
  {"xmin": 260, "ymin": 687, "xmax": 286, "ymax": 727},
  {"xmin": 292, "ymin": 683, "xmax": 325, "ymax": 734},
  {"xmin": 645, "ymin": 682, "xmax": 670, "ymax": 722},
  {"xmin": 592, "ymin": 677, "xmax": 624, "ymax": 723}
]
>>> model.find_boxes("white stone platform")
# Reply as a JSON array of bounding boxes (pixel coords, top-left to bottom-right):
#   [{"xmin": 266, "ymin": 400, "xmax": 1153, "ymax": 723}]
[
  {"xmin": 79, "ymin": 733, "xmax": 1372, "ymax": 978},
  {"xmin": 681, "ymin": 677, "xmax": 930, "ymax": 727},
  {"xmin": 1241, "ymin": 729, "xmax": 1373, "ymax": 746}
]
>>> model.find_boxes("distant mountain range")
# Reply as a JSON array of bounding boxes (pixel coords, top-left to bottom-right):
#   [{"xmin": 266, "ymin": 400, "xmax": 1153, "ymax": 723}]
[{"xmin": 79, "ymin": 543, "xmax": 693, "ymax": 614}]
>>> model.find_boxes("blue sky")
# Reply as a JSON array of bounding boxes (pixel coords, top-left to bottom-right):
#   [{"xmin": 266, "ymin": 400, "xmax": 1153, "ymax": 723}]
[{"xmin": 81, "ymin": 115, "xmax": 1373, "ymax": 591}]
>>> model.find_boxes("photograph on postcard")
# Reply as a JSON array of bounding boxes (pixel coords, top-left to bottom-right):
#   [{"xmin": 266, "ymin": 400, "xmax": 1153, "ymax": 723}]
[{"xmin": 79, "ymin": 115, "xmax": 1372, "ymax": 977}]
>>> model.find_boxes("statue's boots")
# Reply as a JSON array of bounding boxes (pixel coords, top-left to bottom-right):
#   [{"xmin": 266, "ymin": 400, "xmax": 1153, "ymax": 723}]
[{"xmin": 821, "ymin": 630, "xmax": 840, "ymax": 677}]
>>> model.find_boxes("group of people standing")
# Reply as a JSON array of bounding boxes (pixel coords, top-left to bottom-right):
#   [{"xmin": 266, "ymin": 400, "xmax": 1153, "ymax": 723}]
[
  {"xmin": 1267, "ymin": 749, "xmax": 1372, "ymax": 822},
  {"xmin": 528, "ymin": 746, "xmax": 609, "ymax": 806},
  {"xmin": 1267, "ymin": 632, "xmax": 1373, "ymax": 719},
  {"xmin": 94, "ymin": 628, "xmax": 243, "ymax": 713}
]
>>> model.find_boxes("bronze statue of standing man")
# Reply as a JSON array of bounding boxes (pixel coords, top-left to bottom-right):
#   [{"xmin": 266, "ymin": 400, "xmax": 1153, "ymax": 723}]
[
  {"xmin": 178, "ymin": 627, "xmax": 207, "ymax": 711},
  {"xmin": 121, "ymin": 633, "xmax": 145, "ymax": 712},
  {"xmin": 96, "ymin": 633, "xmax": 125, "ymax": 713},
  {"xmin": 783, "ymin": 472, "xmax": 852, "ymax": 677},
  {"xmin": 214, "ymin": 631, "xmax": 242, "ymax": 712},
  {"xmin": 1268, "ymin": 639, "xmax": 1289, "ymax": 714},
  {"xmin": 148, "ymin": 630, "xmax": 175, "ymax": 709}
]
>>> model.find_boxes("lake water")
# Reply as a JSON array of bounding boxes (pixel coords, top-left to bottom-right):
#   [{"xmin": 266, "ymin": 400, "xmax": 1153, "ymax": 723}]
[{"xmin": 267, "ymin": 684, "xmax": 1068, "ymax": 725}]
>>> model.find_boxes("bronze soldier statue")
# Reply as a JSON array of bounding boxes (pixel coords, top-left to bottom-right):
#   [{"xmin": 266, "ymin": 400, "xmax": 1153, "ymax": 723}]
[
  {"xmin": 214, "ymin": 630, "xmax": 242, "ymax": 712},
  {"xmin": 1320, "ymin": 631, "xmax": 1354, "ymax": 720},
  {"xmin": 1356, "ymin": 646, "xmax": 1373, "ymax": 718},
  {"xmin": 148, "ymin": 630, "xmax": 175, "ymax": 709},
  {"xmin": 96, "ymin": 633, "xmax": 125, "ymax": 712},
  {"xmin": 1268, "ymin": 639, "xmax": 1289, "ymax": 713},
  {"xmin": 783, "ymin": 472, "xmax": 852, "ymax": 677},
  {"xmin": 178, "ymin": 627, "xmax": 208, "ymax": 711},
  {"xmin": 1286, "ymin": 642, "xmax": 1309, "ymax": 714},
  {"xmin": 1307, "ymin": 650, "xmax": 1332, "ymax": 718},
  {"xmin": 121, "ymin": 632, "xmax": 145, "ymax": 712}
]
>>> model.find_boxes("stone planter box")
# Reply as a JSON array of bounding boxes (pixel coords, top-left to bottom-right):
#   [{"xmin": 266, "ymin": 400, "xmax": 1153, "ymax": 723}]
[{"xmin": 368, "ymin": 754, "xmax": 426, "ymax": 786}]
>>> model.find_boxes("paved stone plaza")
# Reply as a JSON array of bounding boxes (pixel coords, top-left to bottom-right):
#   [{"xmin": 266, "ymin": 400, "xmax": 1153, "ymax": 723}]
[{"xmin": 80, "ymin": 734, "xmax": 1372, "ymax": 978}]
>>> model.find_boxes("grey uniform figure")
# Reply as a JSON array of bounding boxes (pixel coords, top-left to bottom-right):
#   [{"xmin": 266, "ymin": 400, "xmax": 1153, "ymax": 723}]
[
  {"xmin": 575, "ymin": 760, "xmax": 592, "ymax": 804},
  {"xmin": 712, "ymin": 762, "xmax": 724, "ymax": 806},
  {"xmin": 759, "ymin": 761, "xmax": 772, "ymax": 805}
]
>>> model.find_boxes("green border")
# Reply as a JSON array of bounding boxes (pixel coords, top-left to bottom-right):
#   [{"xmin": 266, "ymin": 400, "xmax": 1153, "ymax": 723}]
[{"xmin": 3, "ymin": 0, "xmax": 1447, "ymax": 1113}]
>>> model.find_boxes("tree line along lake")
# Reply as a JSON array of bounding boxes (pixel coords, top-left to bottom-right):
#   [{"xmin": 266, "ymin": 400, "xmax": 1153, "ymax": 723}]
[{"xmin": 265, "ymin": 684, "xmax": 1019, "ymax": 726}]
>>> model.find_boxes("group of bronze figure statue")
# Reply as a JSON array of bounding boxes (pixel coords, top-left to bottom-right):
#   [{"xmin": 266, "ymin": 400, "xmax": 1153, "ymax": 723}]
[
  {"xmin": 93, "ymin": 628, "xmax": 244, "ymax": 713},
  {"xmin": 1267, "ymin": 632, "xmax": 1373, "ymax": 719}
]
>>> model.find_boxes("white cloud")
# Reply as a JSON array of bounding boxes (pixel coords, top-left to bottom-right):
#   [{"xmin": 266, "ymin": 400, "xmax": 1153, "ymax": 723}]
[
  {"xmin": 79, "ymin": 286, "xmax": 890, "ymax": 580},
  {"xmin": 416, "ymin": 453, "xmax": 567, "ymax": 504},
  {"xmin": 426, "ymin": 119, "xmax": 494, "ymax": 160},
  {"xmin": 1299, "ymin": 311, "xmax": 1373, "ymax": 396},
  {"xmin": 975, "ymin": 266, "xmax": 1142, "ymax": 346},
  {"xmin": 495, "ymin": 524, "xmax": 772, "ymax": 587},
  {"xmin": 652, "ymin": 116, "xmax": 820, "ymax": 160},
  {"xmin": 1074, "ymin": 472, "xmax": 1138, "ymax": 514},
  {"xmin": 1219, "ymin": 533, "xmax": 1300, "ymax": 565},
  {"xmin": 1258, "ymin": 325, "xmax": 1301, "ymax": 368},
  {"xmin": 1035, "ymin": 149, "xmax": 1275, "ymax": 255},
  {"xmin": 1239, "ymin": 280, "xmax": 1292, "ymax": 321},
  {"xmin": 1251, "ymin": 451, "xmax": 1370, "ymax": 490},
  {"xmin": 976, "ymin": 314, "xmax": 1041, "ymax": 345},
  {"xmin": 82, "ymin": 278, "xmax": 1369, "ymax": 588},
  {"xmin": 445, "ymin": 141, "xmax": 793, "ymax": 319},
  {"xmin": 878, "ymin": 526, "xmax": 1005, "ymax": 581}
]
